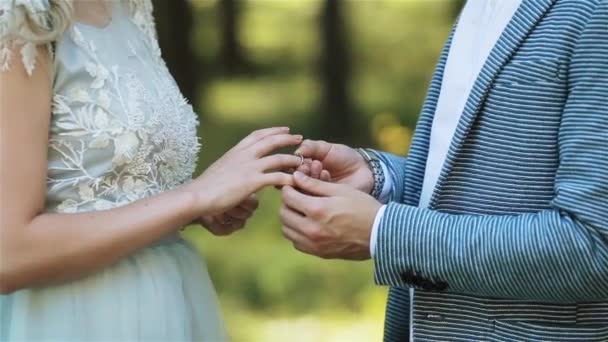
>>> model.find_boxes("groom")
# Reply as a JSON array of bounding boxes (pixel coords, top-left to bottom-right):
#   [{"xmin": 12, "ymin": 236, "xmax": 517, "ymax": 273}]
[{"xmin": 280, "ymin": 0, "xmax": 608, "ymax": 340}]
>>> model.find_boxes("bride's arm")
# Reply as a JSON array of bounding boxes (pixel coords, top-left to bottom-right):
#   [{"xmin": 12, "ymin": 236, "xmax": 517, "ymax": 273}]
[{"xmin": 0, "ymin": 50, "xmax": 302, "ymax": 294}]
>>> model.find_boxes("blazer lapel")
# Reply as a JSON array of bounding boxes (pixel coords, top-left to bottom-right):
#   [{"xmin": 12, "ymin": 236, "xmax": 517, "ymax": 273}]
[{"xmin": 427, "ymin": 0, "xmax": 557, "ymax": 209}]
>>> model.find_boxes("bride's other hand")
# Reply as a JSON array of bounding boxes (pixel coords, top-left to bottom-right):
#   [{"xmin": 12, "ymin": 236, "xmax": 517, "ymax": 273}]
[
  {"xmin": 293, "ymin": 140, "xmax": 371, "ymax": 192},
  {"xmin": 198, "ymin": 194, "xmax": 259, "ymax": 236},
  {"xmin": 186, "ymin": 127, "xmax": 304, "ymax": 216}
]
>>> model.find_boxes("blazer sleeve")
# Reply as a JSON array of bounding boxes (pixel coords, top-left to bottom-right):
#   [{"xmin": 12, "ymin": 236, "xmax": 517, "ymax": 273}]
[
  {"xmin": 373, "ymin": 2, "xmax": 608, "ymax": 303},
  {"xmin": 375, "ymin": 151, "xmax": 407, "ymax": 203}
]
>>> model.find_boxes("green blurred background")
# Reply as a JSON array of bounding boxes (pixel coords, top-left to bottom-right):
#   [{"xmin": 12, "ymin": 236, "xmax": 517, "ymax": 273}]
[{"xmin": 152, "ymin": 0, "xmax": 462, "ymax": 340}]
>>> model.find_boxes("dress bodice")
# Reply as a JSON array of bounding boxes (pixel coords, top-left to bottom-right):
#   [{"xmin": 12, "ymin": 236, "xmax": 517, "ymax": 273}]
[
  {"xmin": 18, "ymin": 1, "xmax": 200, "ymax": 213},
  {"xmin": 0, "ymin": 5, "xmax": 226, "ymax": 341}
]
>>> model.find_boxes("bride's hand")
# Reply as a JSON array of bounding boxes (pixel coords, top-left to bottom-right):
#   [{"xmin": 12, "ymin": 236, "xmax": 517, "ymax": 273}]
[
  {"xmin": 187, "ymin": 127, "xmax": 304, "ymax": 216},
  {"xmin": 198, "ymin": 194, "xmax": 259, "ymax": 236}
]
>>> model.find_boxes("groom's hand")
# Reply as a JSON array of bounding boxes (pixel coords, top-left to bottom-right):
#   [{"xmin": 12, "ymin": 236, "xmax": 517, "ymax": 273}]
[
  {"xmin": 280, "ymin": 172, "xmax": 382, "ymax": 260},
  {"xmin": 295, "ymin": 140, "xmax": 373, "ymax": 193}
]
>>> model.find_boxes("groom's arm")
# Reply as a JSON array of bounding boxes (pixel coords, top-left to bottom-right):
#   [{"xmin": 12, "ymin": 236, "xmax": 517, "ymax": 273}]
[
  {"xmin": 366, "ymin": 151, "xmax": 407, "ymax": 257},
  {"xmin": 374, "ymin": 151, "xmax": 407, "ymax": 203},
  {"xmin": 374, "ymin": 5, "xmax": 608, "ymax": 303}
]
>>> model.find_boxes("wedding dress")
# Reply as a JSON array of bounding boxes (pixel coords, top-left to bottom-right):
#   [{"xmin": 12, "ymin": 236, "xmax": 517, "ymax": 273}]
[{"xmin": 0, "ymin": 1, "xmax": 225, "ymax": 340}]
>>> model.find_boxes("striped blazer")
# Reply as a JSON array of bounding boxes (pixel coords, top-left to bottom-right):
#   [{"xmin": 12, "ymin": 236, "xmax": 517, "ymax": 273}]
[{"xmin": 374, "ymin": 0, "xmax": 608, "ymax": 340}]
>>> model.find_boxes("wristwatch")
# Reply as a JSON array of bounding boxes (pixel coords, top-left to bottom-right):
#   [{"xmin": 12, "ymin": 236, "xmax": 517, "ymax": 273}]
[{"xmin": 356, "ymin": 148, "xmax": 385, "ymax": 199}]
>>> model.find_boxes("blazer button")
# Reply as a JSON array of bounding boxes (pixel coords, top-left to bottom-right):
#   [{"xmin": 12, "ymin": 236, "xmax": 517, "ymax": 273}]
[
  {"xmin": 418, "ymin": 278, "xmax": 435, "ymax": 291},
  {"xmin": 435, "ymin": 281, "xmax": 449, "ymax": 291},
  {"xmin": 401, "ymin": 271, "xmax": 416, "ymax": 284},
  {"xmin": 410, "ymin": 275, "xmax": 421, "ymax": 284}
]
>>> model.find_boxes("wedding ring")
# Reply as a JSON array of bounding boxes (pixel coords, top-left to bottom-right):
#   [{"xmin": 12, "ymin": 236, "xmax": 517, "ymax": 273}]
[{"xmin": 296, "ymin": 154, "xmax": 304, "ymax": 167}]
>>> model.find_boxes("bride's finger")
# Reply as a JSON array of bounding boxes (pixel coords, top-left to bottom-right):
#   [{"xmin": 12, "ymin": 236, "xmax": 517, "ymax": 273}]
[
  {"xmin": 284, "ymin": 158, "xmax": 311, "ymax": 175},
  {"xmin": 197, "ymin": 215, "xmax": 215, "ymax": 228},
  {"xmin": 235, "ymin": 127, "xmax": 290, "ymax": 150},
  {"xmin": 220, "ymin": 213, "xmax": 246, "ymax": 227},
  {"xmin": 258, "ymin": 172, "xmax": 295, "ymax": 189},
  {"xmin": 240, "ymin": 195, "xmax": 259, "ymax": 212},
  {"xmin": 296, "ymin": 162, "xmax": 311, "ymax": 176},
  {"xmin": 226, "ymin": 206, "xmax": 252, "ymax": 220},
  {"xmin": 252, "ymin": 134, "xmax": 303, "ymax": 158},
  {"xmin": 257, "ymin": 154, "xmax": 303, "ymax": 172},
  {"xmin": 320, "ymin": 170, "xmax": 331, "ymax": 182},
  {"xmin": 203, "ymin": 216, "xmax": 232, "ymax": 236},
  {"xmin": 228, "ymin": 219, "xmax": 246, "ymax": 231},
  {"xmin": 310, "ymin": 160, "xmax": 323, "ymax": 179}
]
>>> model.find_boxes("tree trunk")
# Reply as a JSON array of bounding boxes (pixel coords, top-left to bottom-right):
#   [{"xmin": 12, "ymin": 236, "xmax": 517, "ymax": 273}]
[
  {"xmin": 218, "ymin": 0, "xmax": 250, "ymax": 75},
  {"xmin": 152, "ymin": 0, "xmax": 199, "ymax": 106},
  {"xmin": 319, "ymin": 0, "xmax": 356, "ymax": 144}
]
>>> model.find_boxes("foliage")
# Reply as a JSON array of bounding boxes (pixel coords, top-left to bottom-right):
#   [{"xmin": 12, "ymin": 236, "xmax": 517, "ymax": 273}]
[{"xmin": 160, "ymin": 0, "xmax": 456, "ymax": 340}]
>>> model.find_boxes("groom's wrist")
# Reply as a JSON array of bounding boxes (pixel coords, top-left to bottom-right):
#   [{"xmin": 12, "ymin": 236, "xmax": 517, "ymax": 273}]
[
  {"xmin": 357, "ymin": 148, "xmax": 385, "ymax": 198},
  {"xmin": 360, "ymin": 167, "xmax": 375, "ymax": 194}
]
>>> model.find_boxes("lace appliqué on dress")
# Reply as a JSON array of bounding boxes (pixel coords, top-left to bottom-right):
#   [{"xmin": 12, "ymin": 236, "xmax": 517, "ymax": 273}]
[{"xmin": 46, "ymin": 3, "xmax": 200, "ymax": 213}]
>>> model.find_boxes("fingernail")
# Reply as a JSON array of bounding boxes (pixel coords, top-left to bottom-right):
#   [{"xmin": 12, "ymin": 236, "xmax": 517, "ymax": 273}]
[
  {"xmin": 294, "ymin": 135, "xmax": 303, "ymax": 141},
  {"xmin": 294, "ymin": 171, "xmax": 306, "ymax": 180},
  {"xmin": 283, "ymin": 127, "xmax": 290, "ymax": 131},
  {"xmin": 294, "ymin": 148, "xmax": 302, "ymax": 155}
]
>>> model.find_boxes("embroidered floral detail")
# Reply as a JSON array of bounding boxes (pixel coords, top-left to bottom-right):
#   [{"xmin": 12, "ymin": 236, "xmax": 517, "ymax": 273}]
[
  {"xmin": 0, "ymin": 43, "xmax": 12, "ymax": 70},
  {"xmin": 46, "ymin": 1, "xmax": 201, "ymax": 213},
  {"xmin": 18, "ymin": 41, "xmax": 37, "ymax": 74},
  {"xmin": 129, "ymin": 0, "xmax": 162, "ymax": 59}
]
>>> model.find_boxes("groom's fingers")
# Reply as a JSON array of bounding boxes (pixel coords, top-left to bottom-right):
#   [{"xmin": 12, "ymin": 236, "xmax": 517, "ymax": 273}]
[
  {"xmin": 282, "ymin": 226, "xmax": 317, "ymax": 255},
  {"xmin": 294, "ymin": 139, "xmax": 331, "ymax": 160},
  {"xmin": 292, "ymin": 171, "xmax": 344, "ymax": 197},
  {"xmin": 279, "ymin": 205, "xmax": 316, "ymax": 236},
  {"xmin": 280, "ymin": 206, "xmax": 318, "ymax": 253},
  {"xmin": 281, "ymin": 185, "xmax": 320, "ymax": 217}
]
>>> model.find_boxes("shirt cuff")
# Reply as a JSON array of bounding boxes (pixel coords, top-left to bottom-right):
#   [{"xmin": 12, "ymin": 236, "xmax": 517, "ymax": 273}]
[
  {"xmin": 370, "ymin": 204, "xmax": 387, "ymax": 258},
  {"xmin": 377, "ymin": 161, "xmax": 393, "ymax": 204}
]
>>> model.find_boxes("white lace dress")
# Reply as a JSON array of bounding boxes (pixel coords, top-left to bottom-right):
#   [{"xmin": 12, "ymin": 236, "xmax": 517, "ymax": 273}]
[{"xmin": 0, "ymin": 1, "xmax": 226, "ymax": 340}]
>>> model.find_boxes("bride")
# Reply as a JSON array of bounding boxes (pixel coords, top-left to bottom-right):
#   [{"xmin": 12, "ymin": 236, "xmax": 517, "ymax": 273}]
[{"xmin": 0, "ymin": 0, "xmax": 304, "ymax": 340}]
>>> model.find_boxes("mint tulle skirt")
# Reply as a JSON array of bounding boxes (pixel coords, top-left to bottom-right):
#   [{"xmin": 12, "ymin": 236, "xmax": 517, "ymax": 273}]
[{"xmin": 0, "ymin": 238, "xmax": 226, "ymax": 341}]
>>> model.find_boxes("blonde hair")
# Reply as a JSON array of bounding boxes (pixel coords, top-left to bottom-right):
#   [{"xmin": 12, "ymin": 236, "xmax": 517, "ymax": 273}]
[
  {"xmin": 0, "ymin": 0, "xmax": 74, "ymax": 45},
  {"xmin": 0, "ymin": 1, "xmax": 150, "ymax": 74}
]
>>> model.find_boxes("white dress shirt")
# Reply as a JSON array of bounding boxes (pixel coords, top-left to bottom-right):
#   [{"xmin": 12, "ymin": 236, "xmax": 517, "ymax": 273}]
[{"xmin": 370, "ymin": 0, "xmax": 523, "ymax": 254}]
